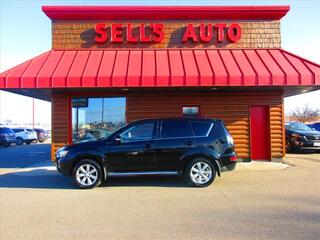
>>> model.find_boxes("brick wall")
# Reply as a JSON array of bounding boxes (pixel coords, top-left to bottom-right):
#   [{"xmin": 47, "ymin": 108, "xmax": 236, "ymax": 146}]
[{"xmin": 52, "ymin": 20, "xmax": 281, "ymax": 49}]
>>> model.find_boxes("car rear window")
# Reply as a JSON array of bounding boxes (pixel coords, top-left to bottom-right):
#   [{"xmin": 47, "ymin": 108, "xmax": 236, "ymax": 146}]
[
  {"xmin": 27, "ymin": 129, "xmax": 34, "ymax": 132},
  {"xmin": 0, "ymin": 128, "xmax": 14, "ymax": 134},
  {"xmin": 161, "ymin": 120, "xmax": 193, "ymax": 138},
  {"xmin": 190, "ymin": 121, "xmax": 212, "ymax": 136}
]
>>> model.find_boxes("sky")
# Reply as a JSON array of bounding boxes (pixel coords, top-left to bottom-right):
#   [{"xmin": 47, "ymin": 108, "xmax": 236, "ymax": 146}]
[{"xmin": 0, "ymin": 0, "xmax": 319, "ymax": 125}]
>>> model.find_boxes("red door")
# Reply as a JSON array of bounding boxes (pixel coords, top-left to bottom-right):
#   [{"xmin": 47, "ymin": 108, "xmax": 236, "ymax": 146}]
[{"xmin": 250, "ymin": 106, "xmax": 270, "ymax": 161}]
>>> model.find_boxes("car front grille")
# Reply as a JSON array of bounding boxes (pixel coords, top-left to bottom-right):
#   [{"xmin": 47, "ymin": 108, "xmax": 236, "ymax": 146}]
[{"xmin": 305, "ymin": 135, "xmax": 320, "ymax": 141}]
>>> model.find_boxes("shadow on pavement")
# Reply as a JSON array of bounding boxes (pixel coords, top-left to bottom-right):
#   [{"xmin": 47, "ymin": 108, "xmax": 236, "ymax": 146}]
[
  {"xmin": 0, "ymin": 169, "xmax": 75, "ymax": 189},
  {"xmin": 0, "ymin": 143, "xmax": 51, "ymax": 168},
  {"xmin": 0, "ymin": 168, "xmax": 188, "ymax": 189},
  {"xmin": 104, "ymin": 175, "xmax": 188, "ymax": 188}
]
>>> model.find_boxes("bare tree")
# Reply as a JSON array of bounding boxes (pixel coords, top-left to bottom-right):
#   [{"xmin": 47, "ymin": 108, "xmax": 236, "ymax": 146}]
[{"xmin": 289, "ymin": 105, "xmax": 320, "ymax": 123}]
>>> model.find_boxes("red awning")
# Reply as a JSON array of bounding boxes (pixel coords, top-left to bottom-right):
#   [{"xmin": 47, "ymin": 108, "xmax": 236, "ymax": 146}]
[{"xmin": 1, "ymin": 49, "xmax": 320, "ymax": 89}]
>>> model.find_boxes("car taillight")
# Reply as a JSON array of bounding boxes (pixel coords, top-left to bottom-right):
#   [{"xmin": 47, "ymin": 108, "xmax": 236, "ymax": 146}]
[{"xmin": 230, "ymin": 156, "xmax": 237, "ymax": 162}]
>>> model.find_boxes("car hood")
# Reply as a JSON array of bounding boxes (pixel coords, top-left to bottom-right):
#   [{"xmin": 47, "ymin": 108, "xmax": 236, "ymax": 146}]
[{"xmin": 288, "ymin": 130, "xmax": 320, "ymax": 136}]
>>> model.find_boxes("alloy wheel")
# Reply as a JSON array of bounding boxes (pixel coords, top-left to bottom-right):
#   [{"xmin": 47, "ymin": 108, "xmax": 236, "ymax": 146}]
[
  {"xmin": 76, "ymin": 164, "xmax": 98, "ymax": 186},
  {"xmin": 190, "ymin": 162, "xmax": 212, "ymax": 185}
]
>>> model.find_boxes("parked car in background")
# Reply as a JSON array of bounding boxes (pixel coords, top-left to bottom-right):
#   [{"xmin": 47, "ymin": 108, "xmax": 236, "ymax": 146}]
[
  {"xmin": 0, "ymin": 127, "xmax": 16, "ymax": 147},
  {"xmin": 285, "ymin": 122, "xmax": 320, "ymax": 153},
  {"xmin": 13, "ymin": 128, "xmax": 38, "ymax": 145},
  {"xmin": 46, "ymin": 130, "xmax": 52, "ymax": 139},
  {"xmin": 307, "ymin": 122, "xmax": 320, "ymax": 132},
  {"xmin": 33, "ymin": 128, "xmax": 48, "ymax": 143},
  {"xmin": 56, "ymin": 117, "xmax": 237, "ymax": 189}
]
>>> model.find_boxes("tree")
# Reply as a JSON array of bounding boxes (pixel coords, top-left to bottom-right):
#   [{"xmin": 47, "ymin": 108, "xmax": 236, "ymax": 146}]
[
  {"xmin": 289, "ymin": 105, "xmax": 320, "ymax": 123},
  {"xmin": 4, "ymin": 119, "xmax": 13, "ymax": 125}
]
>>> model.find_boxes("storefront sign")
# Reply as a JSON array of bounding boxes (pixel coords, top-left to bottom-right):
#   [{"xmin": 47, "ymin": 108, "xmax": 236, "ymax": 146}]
[
  {"xmin": 95, "ymin": 23, "xmax": 164, "ymax": 43},
  {"xmin": 94, "ymin": 23, "xmax": 241, "ymax": 44},
  {"xmin": 72, "ymin": 98, "xmax": 88, "ymax": 108}
]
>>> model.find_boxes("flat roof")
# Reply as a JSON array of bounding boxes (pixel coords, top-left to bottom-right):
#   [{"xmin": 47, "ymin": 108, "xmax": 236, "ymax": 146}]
[{"xmin": 42, "ymin": 5, "xmax": 290, "ymax": 20}]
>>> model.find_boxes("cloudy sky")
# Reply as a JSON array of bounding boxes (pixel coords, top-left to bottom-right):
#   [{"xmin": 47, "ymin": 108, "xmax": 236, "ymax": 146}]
[{"xmin": 0, "ymin": 0, "xmax": 319, "ymax": 125}]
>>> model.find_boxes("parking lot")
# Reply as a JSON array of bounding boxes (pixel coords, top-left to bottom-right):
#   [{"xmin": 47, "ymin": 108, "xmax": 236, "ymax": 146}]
[{"xmin": 0, "ymin": 144, "xmax": 319, "ymax": 240}]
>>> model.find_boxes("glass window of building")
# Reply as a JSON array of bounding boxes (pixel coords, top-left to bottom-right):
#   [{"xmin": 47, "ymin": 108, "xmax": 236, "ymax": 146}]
[{"xmin": 72, "ymin": 97, "xmax": 126, "ymax": 143}]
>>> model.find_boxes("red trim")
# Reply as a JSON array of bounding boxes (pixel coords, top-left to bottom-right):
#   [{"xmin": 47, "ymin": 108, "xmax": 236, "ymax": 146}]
[{"xmin": 42, "ymin": 5, "xmax": 290, "ymax": 20}]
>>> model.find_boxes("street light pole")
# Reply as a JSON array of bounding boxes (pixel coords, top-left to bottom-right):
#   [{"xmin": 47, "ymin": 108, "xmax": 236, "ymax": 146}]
[{"xmin": 32, "ymin": 98, "xmax": 35, "ymax": 129}]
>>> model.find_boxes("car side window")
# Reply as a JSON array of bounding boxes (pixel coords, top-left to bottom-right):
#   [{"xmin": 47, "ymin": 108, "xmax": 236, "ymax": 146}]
[
  {"xmin": 190, "ymin": 121, "xmax": 212, "ymax": 136},
  {"xmin": 160, "ymin": 120, "xmax": 193, "ymax": 138},
  {"xmin": 120, "ymin": 121, "xmax": 155, "ymax": 142},
  {"xmin": 13, "ymin": 129, "xmax": 23, "ymax": 133}
]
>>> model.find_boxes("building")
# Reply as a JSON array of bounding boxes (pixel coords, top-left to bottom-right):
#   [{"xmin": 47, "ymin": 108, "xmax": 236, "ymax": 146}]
[{"xmin": 0, "ymin": 6, "xmax": 319, "ymax": 162}]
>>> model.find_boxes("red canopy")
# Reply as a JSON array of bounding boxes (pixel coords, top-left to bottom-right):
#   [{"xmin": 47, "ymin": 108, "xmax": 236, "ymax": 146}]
[{"xmin": 1, "ymin": 48, "xmax": 320, "ymax": 89}]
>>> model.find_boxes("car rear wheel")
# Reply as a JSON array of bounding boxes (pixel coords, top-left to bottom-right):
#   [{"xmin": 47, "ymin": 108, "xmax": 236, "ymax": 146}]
[
  {"xmin": 72, "ymin": 159, "xmax": 102, "ymax": 189},
  {"xmin": 185, "ymin": 158, "xmax": 216, "ymax": 187},
  {"xmin": 16, "ymin": 137, "xmax": 24, "ymax": 145}
]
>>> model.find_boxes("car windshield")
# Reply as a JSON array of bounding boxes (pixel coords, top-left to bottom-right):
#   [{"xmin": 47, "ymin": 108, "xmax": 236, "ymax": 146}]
[
  {"xmin": 0, "ymin": 128, "xmax": 13, "ymax": 134},
  {"xmin": 285, "ymin": 122, "xmax": 313, "ymax": 131}
]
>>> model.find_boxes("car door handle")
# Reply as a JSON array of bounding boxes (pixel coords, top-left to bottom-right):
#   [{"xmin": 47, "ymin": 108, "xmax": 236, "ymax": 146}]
[
  {"xmin": 185, "ymin": 140, "xmax": 193, "ymax": 146},
  {"xmin": 144, "ymin": 144, "xmax": 152, "ymax": 149}
]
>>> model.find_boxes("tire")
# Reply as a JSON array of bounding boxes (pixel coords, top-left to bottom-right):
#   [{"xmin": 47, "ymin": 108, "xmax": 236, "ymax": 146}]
[
  {"xmin": 16, "ymin": 137, "xmax": 24, "ymax": 145},
  {"xmin": 4, "ymin": 143, "xmax": 10, "ymax": 147},
  {"xmin": 286, "ymin": 141, "xmax": 291, "ymax": 153},
  {"xmin": 39, "ymin": 140, "xmax": 45, "ymax": 143},
  {"xmin": 185, "ymin": 158, "xmax": 216, "ymax": 187},
  {"xmin": 72, "ymin": 159, "xmax": 102, "ymax": 189},
  {"xmin": 26, "ymin": 141, "xmax": 32, "ymax": 145}
]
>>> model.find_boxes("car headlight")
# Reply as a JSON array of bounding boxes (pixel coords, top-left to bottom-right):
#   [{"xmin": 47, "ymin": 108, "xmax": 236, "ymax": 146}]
[
  {"xmin": 56, "ymin": 150, "xmax": 69, "ymax": 158},
  {"xmin": 291, "ymin": 133, "xmax": 301, "ymax": 138}
]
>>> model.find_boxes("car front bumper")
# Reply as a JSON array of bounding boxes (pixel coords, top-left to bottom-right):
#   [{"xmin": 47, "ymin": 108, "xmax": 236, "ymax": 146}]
[
  {"xmin": 290, "ymin": 139, "xmax": 320, "ymax": 151},
  {"xmin": 56, "ymin": 157, "xmax": 72, "ymax": 176}
]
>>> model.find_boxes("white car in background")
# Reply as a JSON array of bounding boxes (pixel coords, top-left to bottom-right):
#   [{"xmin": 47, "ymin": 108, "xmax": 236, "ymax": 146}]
[{"xmin": 12, "ymin": 128, "xmax": 38, "ymax": 145}]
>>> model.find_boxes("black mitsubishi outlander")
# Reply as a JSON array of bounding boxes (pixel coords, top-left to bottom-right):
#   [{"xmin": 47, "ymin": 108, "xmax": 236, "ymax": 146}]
[{"xmin": 56, "ymin": 118, "xmax": 237, "ymax": 189}]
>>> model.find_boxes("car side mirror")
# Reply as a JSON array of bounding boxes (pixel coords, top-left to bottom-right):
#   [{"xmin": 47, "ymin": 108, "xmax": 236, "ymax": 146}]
[{"xmin": 114, "ymin": 136, "xmax": 121, "ymax": 144}]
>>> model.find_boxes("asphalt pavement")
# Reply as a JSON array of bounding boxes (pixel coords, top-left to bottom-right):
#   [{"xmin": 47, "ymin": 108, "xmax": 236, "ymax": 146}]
[
  {"xmin": 0, "ymin": 144, "xmax": 319, "ymax": 240},
  {"xmin": 0, "ymin": 143, "xmax": 51, "ymax": 168}
]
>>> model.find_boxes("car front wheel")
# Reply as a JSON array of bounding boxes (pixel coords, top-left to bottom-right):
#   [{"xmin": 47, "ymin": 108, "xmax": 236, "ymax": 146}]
[
  {"xmin": 185, "ymin": 158, "xmax": 216, "ymax": 187},
  {"xmin": 72, "ymin": 159, "xmax": 102, "ymax": 189}
]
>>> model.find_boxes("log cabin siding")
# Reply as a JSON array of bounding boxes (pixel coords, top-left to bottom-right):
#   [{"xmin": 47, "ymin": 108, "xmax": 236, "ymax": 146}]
[
  {"xmin": 51, "ymin": 94, "xmax": 70, "ymax": 160},
  {"xmin": 51, "ymin": 91, "xmax": 284, "ymax": 161},
  {"xmin": 126, "ymin": 91, "xmax": 284, "ymax": 160}
]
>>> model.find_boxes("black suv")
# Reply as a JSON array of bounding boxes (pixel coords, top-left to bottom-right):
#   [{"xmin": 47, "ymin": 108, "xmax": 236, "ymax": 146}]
[
  {"xmin": 285, "ymin": 121, "xmax": 320, "ymax": 152},
  {"xmin": 56, "ymin": 118, "xmax": 237, "ymax": 189}
]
